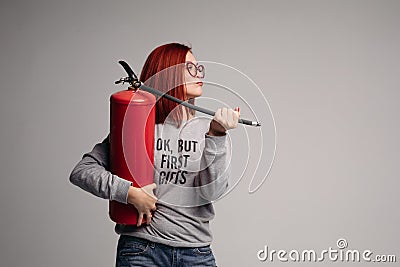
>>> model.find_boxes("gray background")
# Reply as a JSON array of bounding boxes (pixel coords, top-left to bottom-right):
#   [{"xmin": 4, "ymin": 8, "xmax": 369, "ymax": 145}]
[{"xmin": 0, "ymin": 0, "xmax": 399, "ymax": 266}]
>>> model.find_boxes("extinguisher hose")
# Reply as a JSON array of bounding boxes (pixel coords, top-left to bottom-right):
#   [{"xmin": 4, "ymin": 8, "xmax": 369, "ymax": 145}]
[
  {"xmin": 139, "ymin": 82, "xmax": 260, "ymax": 127},
  {"xmin": 115, "ymin": 60, "xmax": 261, "ymax": 127}
]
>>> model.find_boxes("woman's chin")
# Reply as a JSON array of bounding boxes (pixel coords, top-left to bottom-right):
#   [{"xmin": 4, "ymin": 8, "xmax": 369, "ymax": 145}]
[{"xmin": 187, "ymin": 91, "xmax": 202, "ymax": 99}]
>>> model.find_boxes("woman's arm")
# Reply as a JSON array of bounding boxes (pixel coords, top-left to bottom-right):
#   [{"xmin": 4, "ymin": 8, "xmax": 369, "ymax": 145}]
[
  {"xmin": 195, "ymin": 133, "xmax": 231, "ymax": 202},
  {"xmin": 69, "ymin": 135, "xmax": 132, "ymax": 203},
  {"xmin": 69, "ymin": 135, "xmax": 158, "ymax": 226},
  {"xmin": 195, "ymin": 107, "xmax": 239, "ymax": 202}
]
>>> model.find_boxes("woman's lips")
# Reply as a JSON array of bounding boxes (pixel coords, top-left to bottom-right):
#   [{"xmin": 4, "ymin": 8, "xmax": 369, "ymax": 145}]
[{"xmin": 197, "ymin": 82, "xmax": 203, "ymax": 86}]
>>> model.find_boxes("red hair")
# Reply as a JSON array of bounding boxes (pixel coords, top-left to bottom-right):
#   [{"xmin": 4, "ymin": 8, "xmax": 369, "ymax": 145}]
[{"xmin": 140, "ymin": 43, "xmax": 196, "ymax": 127}]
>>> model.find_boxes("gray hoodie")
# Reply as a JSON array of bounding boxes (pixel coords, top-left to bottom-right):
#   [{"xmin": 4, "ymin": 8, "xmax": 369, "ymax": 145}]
[{"xmin": 69, "ymin": 116, "xmax": 231, "ymax": 247}]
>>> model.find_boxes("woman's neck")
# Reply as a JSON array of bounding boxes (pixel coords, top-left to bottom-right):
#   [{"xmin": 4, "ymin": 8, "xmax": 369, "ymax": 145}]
[{"xmin": 181, "ymin": 105, "xmax": 194, "ymax": 120}]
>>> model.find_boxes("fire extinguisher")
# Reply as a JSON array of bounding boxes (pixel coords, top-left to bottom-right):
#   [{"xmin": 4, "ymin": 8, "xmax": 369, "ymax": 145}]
[{"xmin": 108, "ymin": 82, "xmax": 156, "ymax": 225}]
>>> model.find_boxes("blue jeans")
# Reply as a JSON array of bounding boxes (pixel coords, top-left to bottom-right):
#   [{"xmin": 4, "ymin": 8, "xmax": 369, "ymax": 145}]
[{"xmin": 115, "ymin": 235, "xmax": 218, "ymax": 267}]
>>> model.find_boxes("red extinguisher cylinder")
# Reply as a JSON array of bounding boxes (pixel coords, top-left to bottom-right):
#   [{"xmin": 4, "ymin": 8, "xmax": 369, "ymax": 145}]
[{"xmin": 109, "ymin": 87, "xmax": 156, "ymax": 225}]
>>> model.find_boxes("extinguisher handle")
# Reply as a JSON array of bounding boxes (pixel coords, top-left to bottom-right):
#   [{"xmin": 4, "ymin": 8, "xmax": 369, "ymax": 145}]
[
  {"xmin": 118, "ymin": 60, "xmax": 138, "ymax": 80},
  {"xmin": 138, "ymin": 82, "xmax": 261, "ymax": 127}
]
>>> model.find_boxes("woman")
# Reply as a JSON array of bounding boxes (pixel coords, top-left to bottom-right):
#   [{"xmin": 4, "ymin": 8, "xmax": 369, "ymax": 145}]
[{"xmin": 69, "ymin": 42, "xmax": 240, "ymax": 266}]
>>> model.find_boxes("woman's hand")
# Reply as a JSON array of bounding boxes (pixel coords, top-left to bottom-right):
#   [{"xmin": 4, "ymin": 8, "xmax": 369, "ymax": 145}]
[
  {"xmin": 208, "ymin": 107, "xmax": 240, "ymax": 136},
  {"xmin": 127, "ymin": 183, "xmax": 158, "ymax": 227}
]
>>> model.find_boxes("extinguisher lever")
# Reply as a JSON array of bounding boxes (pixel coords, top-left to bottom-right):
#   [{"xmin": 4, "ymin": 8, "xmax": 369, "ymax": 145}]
[
  {"xmin": 115, "ymin": 60, "xmax": 141, "ymax": 87},
  {"xmin": 118, "ymin": 60, "xmax": 138, "ymax": 80}
]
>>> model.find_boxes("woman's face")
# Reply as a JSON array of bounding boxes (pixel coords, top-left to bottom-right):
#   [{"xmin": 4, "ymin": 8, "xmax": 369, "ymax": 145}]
[{"xmin": 184, "ymin": 52, "xmax": 203, "ymax": 100}]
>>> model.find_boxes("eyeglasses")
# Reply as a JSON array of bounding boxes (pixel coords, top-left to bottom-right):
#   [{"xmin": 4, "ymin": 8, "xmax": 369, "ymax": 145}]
[{"xmin": 185, "ymin": 61, "xmax": 205, "ymax": 78}]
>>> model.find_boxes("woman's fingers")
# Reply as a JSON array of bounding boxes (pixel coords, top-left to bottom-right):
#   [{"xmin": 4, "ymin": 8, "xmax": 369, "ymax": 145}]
[
  {"xmin": 143, "ymin": 183, "xmax": 157, "ymax": 197},
  {"xmin": 227, "ymin": 108, "xmax": 234, "ymax": 125},
  {"xmin": 209, "ymin": 107, "xmax": 240, "ymax": 135},
  {"xmin": 232, "ymin": 108, "xmax": 239, "ymax": 128},
  {"xmin": 138, "ymin": 207, "xmax": 156, "ymax": 226},
  {"xmin": 234, "ymin": 107, "xmax": 240, "ymax": 118},
  {"xmin": 215, "ymin": 107, "xmax": 240, "ymax": 130},
  {"xmin": 146, "ymin": 211, "xmax": 152, "ymax": 225},
  {"xmin": 221, "ymin": 108, "xmax": 227, "ymax": 123},
  {"xmin": 137, "ymin": 212, "xmax": 144, "ymax": 227}
]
